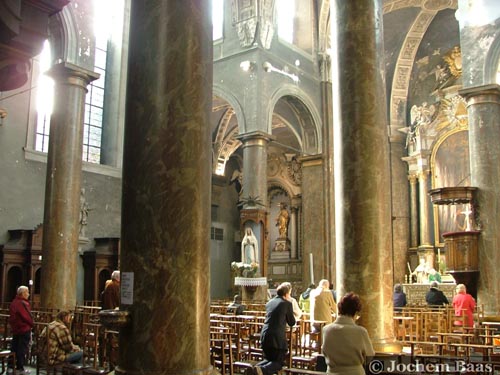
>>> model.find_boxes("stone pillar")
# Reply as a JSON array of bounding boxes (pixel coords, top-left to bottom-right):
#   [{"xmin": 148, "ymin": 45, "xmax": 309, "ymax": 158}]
[
  {"xmin": 301, "ymin": 155, "xmax": 325, "ymax": 283},
  {"xmin": 41, "ymin": 62, "xmax": 98, "ymax": 310},
  {"xmin": 331, "ymin": 0, "xmax": 398, "ymax": 351},
  {"xmin": 417, "ymin": 169, "xmax": 434, "ymax": 266},
  {"xmin": 418, "ymin": 170, "xmax": 432, "ymax": 248},
  {"xmin": 460, "ymin": 84, "xmax": 500, "ymax": 316},
  {"xmin": 238, "ymin": 131, "xmax": 272, "ymax": 208},
  {"xmin": 389, "ymin": 131, "xmax": 410, "ymax": 285},
  {"xmin": 117, "ymin": 1, "xmax": 212, "ymax": 375},
  {"xmin": 409, "ymin": 174, "xmax": 419, "ymax": 249},
  {"xmin": 320, "ymin": 53, "xmax": 335, "ymax": 282},
  {"xmin": 290, "ymin": 205, "xmax": 298, "ymax": 259}
]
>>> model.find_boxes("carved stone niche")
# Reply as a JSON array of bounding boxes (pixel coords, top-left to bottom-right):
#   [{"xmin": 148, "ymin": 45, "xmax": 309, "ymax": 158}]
[{"xmin": 429, "ymin": 186, "xmax": 479, "ymax": 299}]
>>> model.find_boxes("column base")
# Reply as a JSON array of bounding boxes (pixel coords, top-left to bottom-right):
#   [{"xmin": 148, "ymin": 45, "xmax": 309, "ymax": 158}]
[{"xmin": 372, "ymin": 337, "xmax": 403, "ymax": 354}]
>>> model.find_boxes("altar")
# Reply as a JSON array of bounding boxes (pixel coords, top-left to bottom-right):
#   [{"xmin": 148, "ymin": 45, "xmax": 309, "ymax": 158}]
[{"xmin": 402, "ymin": 283, "xmax": 456, "ymax": 306}]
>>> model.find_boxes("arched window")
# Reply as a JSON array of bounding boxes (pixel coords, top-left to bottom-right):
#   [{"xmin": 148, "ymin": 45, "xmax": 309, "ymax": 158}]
[{"xmin": 32, "ymin": 0, "xmax": 127, "ymax": 172}]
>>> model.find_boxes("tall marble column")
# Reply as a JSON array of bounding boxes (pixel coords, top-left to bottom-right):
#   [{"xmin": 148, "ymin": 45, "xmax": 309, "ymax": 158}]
[
  {"xmin": 460, "ymin": 84, "xmax": 500, "ymax": 316},
  {"xmin": 41, "ymin": 62, "xmax": 98, "ymax": 310},
  {"xmin": 320, "ymin": 53, "xmax": 335, "ymax": 282},
  {"xmin": 239, "ymin": 131, "xmax": 271, "ymax": 207},
  {"xmin": 389, "ymin": 131, "xmax": 410, "ymax": 285},
  {"xmin": 331, "ymin": 0, "xmax": 398, "ymax": 351},
  {"xmin": 417, "ymin": 169, "xmax": 434, "ymax": 266},
  {"xmin": 409, "ymin": 174, "xmax": 419, "ymax": 249},
  {"xmin": 290, "ymin": 205, "xmax": 298, "ymax": 259},
  {"xmin": 117, "ymin": 2, "xmax": 212, "ymax": 375}
]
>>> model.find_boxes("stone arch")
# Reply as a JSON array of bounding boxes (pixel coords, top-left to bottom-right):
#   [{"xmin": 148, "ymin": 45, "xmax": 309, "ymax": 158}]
[
  {"xmin": 48, "ymin": 1, "xmax": 96, "ymax": 70},
  {"xmin": 484, "ymin": 33, "xmax": 500, "ymax": 84},
  {"xmin": 267, "ymin": 85, "xmax": 322, "ymax": 155},
  {"xmin": 212, "ymin": 85, "xmax": 246, "ymax": 175}
]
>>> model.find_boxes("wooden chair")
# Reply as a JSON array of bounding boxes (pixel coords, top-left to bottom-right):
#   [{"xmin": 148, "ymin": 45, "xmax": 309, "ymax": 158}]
[
  {"xmin": 0, "ymin": 314, "xmax": 12, "ymax": 351},
  {"xmin": 35, "ymin": 323, "xmax": 63, "ymax": 375},
  {"xmin": 210, "ymin": 330, "xmax": 234, "ymax": 375},
  {"xmin": 81, "ymin": 323, "xmax": 101, "ymax": 369}
]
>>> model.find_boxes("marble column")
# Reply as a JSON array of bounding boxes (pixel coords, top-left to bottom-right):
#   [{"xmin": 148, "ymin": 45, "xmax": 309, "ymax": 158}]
[
  {"xmin": 117, "ymin": 2, "xmax": 212, "ymax": 375},
  {"xmin": 409, "ymin": 174, "xmax": 419, "ymax": 249},
  {"xmin": 331, "ymin": 0, "xmax": 398, "ymax": 351},
  {"xmin": 417, "ymin": 169, "xmax": 434, "ymax": 266},
  {"xmin": 290, "ymin": 205, "xmax": 298, "ymax": 259},
  {"xmin": 320, "ymin": 53, "xmax": 335, "ymax": 282},
  {"xmin": 460, "ymin": 84, "xmax": 500, "ymax": 316},
  {"xmin": 41, "ymin": 62, "xmax": 98, "ymax": 310},
  {"xmin": 238, "ymin": 131, "xmax": 272, "ymax": 208},
  {"xmin": 389, "ymin": 132, "xmax": 410, "ymax": 285}
]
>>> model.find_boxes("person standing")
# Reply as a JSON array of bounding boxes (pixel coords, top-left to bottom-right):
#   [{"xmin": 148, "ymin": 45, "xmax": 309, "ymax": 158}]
[
  {"xmin": 322, "ymin": 292, "xmax": 375, "ymax": 375},
  {"xmin": 310, "ymin": 279, "xmax": 337, "ymax": 332},
  {"xmin": 425, "ymin": 281, "xmax": 449, "ymax": 306},
  {"xmin": 452, "ymin": 284, "xmax": 476, "ymax": 327},
  {"xmin": 101, "ymin": 270, "xmax": 120, "ymax": 310},
  {"xmin": 298, "ymin": 284, "xmax": 315, "ymax": 314},
  {"xmin": 247, "ymin": 283, "xmax": 296, "ymax": 375},
  {"xmin": 9, "ymin": 286, "xmax": 34, "ymax": 373}
]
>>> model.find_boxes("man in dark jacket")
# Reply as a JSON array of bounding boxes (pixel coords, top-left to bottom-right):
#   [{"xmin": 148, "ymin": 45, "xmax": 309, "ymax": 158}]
[
  {"xmin": 425, "ymin": 281, "xmax": 449, "ymax": 306},
  {"xmin": 247, "ymin": 282, "xmax": 296, "ymax": 375},
  {"xmin": 9, "ymin": 285, "xmax": 34, "ymax": 373}
]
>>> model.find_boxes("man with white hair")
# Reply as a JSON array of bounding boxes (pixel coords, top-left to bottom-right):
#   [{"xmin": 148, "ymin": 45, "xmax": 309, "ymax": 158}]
[
  {"xmin": 9, "ymin": 285, "xmax": 33, "ymax": 373},
  {"xmin": 101, "ymin": 270, "xmax": 120, "ymax": 309},
  {"xmin": 310, "ymin": 279, "xmax": 336, "ymax": 332}
]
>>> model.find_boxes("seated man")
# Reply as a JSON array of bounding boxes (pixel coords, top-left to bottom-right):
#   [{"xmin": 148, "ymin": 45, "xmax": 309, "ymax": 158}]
[
  {"xmin": 41, "ymin": 311, "xmax": 83, "ymax": 365},
  {"xmin": 226, "ymin": 294, "xmax": 245, "ymax": 315}
]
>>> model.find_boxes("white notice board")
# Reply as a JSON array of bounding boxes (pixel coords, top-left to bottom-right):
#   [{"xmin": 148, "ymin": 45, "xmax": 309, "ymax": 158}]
[{"xmin": 121, "ymin": 272, "xmax": 134, "ymax": 305}]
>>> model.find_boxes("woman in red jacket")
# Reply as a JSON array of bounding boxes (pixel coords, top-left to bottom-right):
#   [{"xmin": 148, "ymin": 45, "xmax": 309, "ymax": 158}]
[{"xmin": 9, "ymin": 286, "xmax": 34, "ymax": 373}]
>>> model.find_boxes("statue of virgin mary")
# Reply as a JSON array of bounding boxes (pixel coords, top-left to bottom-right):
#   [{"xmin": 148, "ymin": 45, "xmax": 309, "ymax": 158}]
[{"xmin": 241, "ymin": 227, "xmax": 259, "ymax": 267}]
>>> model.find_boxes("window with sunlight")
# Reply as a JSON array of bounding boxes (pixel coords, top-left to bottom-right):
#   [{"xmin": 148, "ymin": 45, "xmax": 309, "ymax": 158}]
[
  {"xmin": 277, "ymin": 0, "xmax": 295, "ymax": 44},
  {"xmin": 35, "ymin": 0, "xmax": 117, "ymax": 164},
  {"xmin": 276, "ymin": 0, "xmax": 312, "ymax": 54},
  {"xmin": 35, "ymin": 40, "xmax": 53, "ymax": 153},
  {"xmin": 213, "ymin": 0, "xmax": 224, "ymax": 41}
]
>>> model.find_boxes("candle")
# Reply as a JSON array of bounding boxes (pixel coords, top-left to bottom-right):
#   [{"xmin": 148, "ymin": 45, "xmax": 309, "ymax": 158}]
[{"xmin": 309, "ymin": 253, "xmax": 314, "ymax": 284}]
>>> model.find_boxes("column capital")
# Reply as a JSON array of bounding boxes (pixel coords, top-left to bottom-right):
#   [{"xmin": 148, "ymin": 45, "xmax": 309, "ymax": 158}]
[
  {"xmin": 459, "ymin": 84, "xmax": 500, "ymax": 105},
  {"xmin": 408, "ymin": 174, "xmax": 418, "ymax": 184},
  {"xmin": 47, "ymin": 61, "xmax": 100, "ymax": 88},
  {"xmin": 236, "ymin": 130, "xmax": 274, "ymax": 146}
]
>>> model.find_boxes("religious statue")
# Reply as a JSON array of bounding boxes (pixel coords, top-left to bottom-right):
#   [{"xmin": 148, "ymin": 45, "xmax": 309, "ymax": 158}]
[
  {"xmin": 276, "ymin": 203, "xmax": 290, "ymax": 239},
  {"xmin": 241, "ymin": 227, "xmax": 259, "ymax": 267},
  {"xmin": 79, "ymin": 188, "xmax": 90, "ymax": 237}
]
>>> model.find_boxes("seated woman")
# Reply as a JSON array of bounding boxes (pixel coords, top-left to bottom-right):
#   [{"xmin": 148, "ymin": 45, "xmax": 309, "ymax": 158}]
[
  {"xmin": 322, "ymin": 292, "xmax": 375, "ymax": 375},
  {"xmin": 393, "ymin": 284, "xmax": 407, "ymax": 311}
]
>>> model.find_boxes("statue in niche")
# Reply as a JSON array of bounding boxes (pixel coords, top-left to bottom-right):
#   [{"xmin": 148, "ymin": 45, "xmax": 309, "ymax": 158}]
[
  {"xmin": 230, "ymin": 168, "xmax": 243, "ymax": 197},
  {"xmin": 276, "ymin": 203, "xmax": 290, "ymax": 239},
  {"xmin": 79, "ymin": 188, "xmax": 91, "ymax": 237},
  {"xmin": 241, "ymin": 227, "xmax": 259, "ymax": 267}
]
